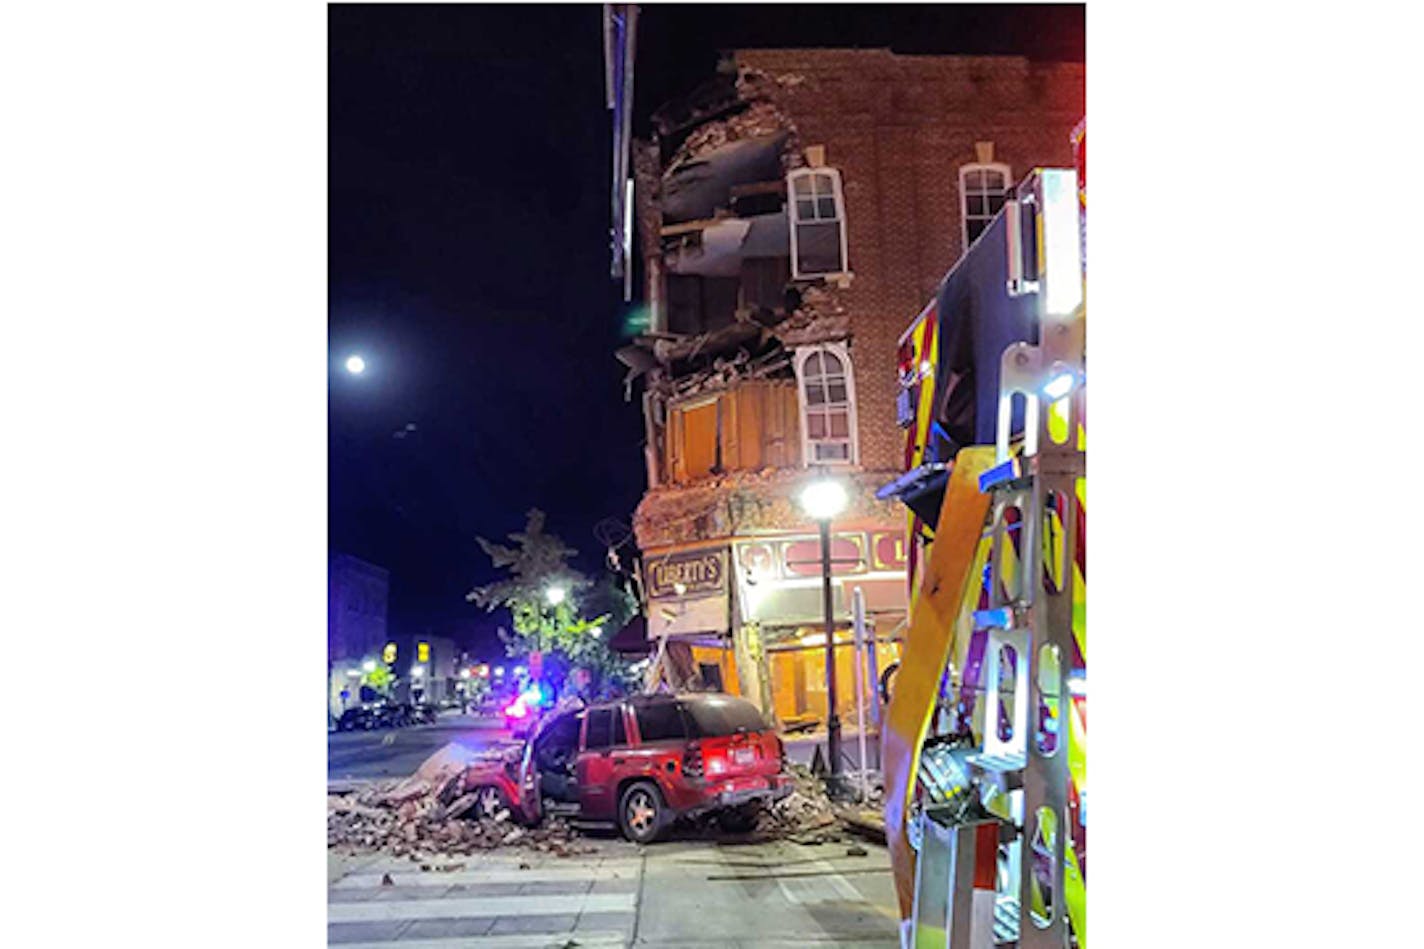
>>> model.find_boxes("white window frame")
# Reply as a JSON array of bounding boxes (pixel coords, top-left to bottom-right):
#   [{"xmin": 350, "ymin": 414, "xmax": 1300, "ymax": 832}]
[
  {"xmin": 794, "ymin": 342, "xmax": 859, "ymax": 467},
  {"xmin": 958, "ymin": 162, "xmax": 1012, "ymax": 253},
  {"xmin": 787, "ymin": 167, "xmax": 850, "ymax": 280}
]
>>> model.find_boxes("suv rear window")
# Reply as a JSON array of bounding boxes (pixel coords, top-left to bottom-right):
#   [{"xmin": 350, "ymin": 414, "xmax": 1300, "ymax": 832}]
[
  {"xmin": 634, "ymin": 702, "xmax": 688, "ymax": 742},
  {"xmin": 681, "ymin": 696, "xmax": 768, "ymax": 737}
]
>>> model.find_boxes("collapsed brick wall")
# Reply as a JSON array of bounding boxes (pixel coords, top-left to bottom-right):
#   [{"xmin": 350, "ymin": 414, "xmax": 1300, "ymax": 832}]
[{"xmin": 633, "ymin": 468, "xmax": 901, "ymax": 551}]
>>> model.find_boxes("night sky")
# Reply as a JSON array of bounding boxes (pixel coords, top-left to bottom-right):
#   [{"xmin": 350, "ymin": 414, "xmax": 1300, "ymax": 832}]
[{"xmin": 328, "ymin": 4, "xmax": 1084, "ymax": 652}]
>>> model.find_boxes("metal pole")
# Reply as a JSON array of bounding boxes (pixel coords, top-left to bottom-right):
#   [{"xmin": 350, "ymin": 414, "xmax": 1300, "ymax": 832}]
[
  {"xmin": 866, "ymin": 617, "xmax": 883, "ymax": 741},
  {"xmin": 852, "ymin": 586, "xmax": 869, "ymax": 801},
  {"xmin": 820, "ymin": 517, "xmax": 843, "ymax": 794}
]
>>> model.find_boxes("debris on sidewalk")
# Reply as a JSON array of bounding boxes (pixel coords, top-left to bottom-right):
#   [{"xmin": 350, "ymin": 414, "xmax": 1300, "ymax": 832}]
[
  {"xmin": 327, "ymin": 743, "xmax": 596, "ymax": 858},
  {"xmin": 741, "ymin": 763, "xmax": 889, "ymax": 845},
  {"xmin": 753, "ymin": 764, "xmax": 847, "ymax": 844}
]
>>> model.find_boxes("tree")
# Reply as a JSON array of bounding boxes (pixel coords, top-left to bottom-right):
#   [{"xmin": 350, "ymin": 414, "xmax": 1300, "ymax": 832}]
[{"xmin": 467, "ymin": 509, "xmax": 633, "ymax": 699}]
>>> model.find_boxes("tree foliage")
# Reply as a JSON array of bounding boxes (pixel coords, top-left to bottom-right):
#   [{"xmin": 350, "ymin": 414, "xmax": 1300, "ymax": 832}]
[
  {"xmin": 467, "ymin": 509, "xmax": 634, "ymax": 699},
  {"xmin": 362, "ymin": 665, "xmax": 393, "ymax": 694}
]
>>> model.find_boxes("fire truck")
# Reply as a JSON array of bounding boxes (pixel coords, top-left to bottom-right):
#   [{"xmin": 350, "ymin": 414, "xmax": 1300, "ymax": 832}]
[{"xmin": 880, "ymin": 120, "xmax": 1086, "ymax": 948}]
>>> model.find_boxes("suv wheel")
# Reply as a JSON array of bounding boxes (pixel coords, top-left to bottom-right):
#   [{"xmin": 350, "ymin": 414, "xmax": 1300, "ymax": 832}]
[
  {"xmin": 474, "ymin": 785, "xmax": 504, "ymax": 820},
  {"xmin": 618, "ymin": 781, "xmax": 666, "ymax": 844},
  {"xmin": 716, "ymin": 804, "xmax": 760, "ymax": 834}
]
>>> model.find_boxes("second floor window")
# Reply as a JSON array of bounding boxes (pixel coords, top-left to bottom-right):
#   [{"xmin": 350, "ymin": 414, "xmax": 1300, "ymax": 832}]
[
  {"xmin": 788, "ymin": 167, "xmax": 848, "ymax": 279},
  {"xmin": 797, "ymin": 344, "xmax": 856, "ymax": 465},
  {"xmin": 959, "ymin": 162, "xmax": 1011, "ymax": 250}
]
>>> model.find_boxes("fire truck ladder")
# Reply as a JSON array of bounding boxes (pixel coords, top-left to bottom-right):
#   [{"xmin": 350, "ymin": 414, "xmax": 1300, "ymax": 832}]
[
  {"xmin": 965, "ymin": 331, "xmax": 1085, "ymax": 949},
  {"xmin": 912, "ymin": 168, "xmax": 1086, "ymax": 949}
]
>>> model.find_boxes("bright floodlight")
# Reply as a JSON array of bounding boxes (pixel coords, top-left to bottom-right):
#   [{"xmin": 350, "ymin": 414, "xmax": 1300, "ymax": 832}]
[
  {"xmin": 361, "ymin": 659, "xmax": 376, "ymax": 673},
  {"xmin": 800, "ymin": 477, "xmax": 849, "ymax": 521},
  {"xmin": 345, "ymin": 355, "xmax": 366, "ymax": 375},
  {"xmin": 1042, "ymin": 371, "xmax": 1075, "ymax": 400},
  {"xmin": 545, "ymin": 585, "xmax": 567, "ymax": 606}
]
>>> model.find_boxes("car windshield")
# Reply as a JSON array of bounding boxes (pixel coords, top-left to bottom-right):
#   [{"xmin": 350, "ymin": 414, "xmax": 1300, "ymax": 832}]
[{"xmin": 680, "ymin": 695, "xmax": 768, "ymax": 737}]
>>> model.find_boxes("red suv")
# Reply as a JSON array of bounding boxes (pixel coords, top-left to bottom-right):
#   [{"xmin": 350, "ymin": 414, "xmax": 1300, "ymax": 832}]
[{"xmin": 458, "ymin": 692, "xmax": 792, "ymax": 843}]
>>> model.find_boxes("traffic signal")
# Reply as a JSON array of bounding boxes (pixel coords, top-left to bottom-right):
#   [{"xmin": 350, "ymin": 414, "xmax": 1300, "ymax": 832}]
[{"xmin": 382, "ymin": 642, "xmax": 397, "ymax": 664}]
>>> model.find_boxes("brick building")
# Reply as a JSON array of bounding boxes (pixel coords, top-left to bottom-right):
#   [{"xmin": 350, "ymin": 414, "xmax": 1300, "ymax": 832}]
[
  {"xmin": 327, "ymin": 553, "xmax": 390, "ymax": 718},
  {"xmin": 614, "ymin": 48, "xmax": 1084, "ymax": 724}
]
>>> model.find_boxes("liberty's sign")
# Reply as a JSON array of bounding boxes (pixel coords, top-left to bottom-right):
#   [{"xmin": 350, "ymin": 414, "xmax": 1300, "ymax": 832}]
[{"xmin": 646, "ymin": 548, "xmax": 727, "ymax": 599}]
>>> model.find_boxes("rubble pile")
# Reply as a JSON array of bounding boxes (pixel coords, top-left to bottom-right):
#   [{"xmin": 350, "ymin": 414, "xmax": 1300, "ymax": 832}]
[
  {"xmin": 775, "ymin": 284, "xmax": 852, "ymax": 346},
  {"xmin": 327, "ymin": 743, "xmax": 595, "ymax": 859},
  {"xmin": 755, "ymin": 764, "xmax": 847, "ymax": 844},
  {"xmin": 667, "ymin": 100, "xmax": 799, "ymax": 174}
]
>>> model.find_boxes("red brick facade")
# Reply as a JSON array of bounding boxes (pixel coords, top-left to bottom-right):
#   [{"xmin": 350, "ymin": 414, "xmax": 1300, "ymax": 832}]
[{"xmin": 733, "ymin": 49, "xmax": 1085, "ymax": 473}]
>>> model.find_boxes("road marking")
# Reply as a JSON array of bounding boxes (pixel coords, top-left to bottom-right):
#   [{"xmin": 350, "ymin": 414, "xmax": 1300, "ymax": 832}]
[
  {"xmin": 327, "ymin": 892, "xmax": 636, "ymax": 923},
  {"xmin": 332, "ymin": 862, "xmax": 642, "ymax": 890},
  {"xmin": 329, "ymin": 932, "xmax": 629, "ymax": 949},
  {"xmin": 775, "ymin": 847, "xmax": 880, "ymax": 906}
]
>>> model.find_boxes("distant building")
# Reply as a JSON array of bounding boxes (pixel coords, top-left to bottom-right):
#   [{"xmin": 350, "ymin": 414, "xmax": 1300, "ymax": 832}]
[
  {"xmin": 385, "ymin": 633, "xmax": 459, "ymax": 706},
  {"xmin": 328, "ymin": 553, "xmax": 390, "ymax": 717},
  {"xmin": 609, "ymin": 48, "xmax": 1084, "ymax": 724}
]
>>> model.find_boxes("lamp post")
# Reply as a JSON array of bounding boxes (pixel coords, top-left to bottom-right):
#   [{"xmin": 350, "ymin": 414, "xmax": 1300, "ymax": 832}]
[{"xmin": 799, "ymin": 476, "xmax": 849, "ymax": 798}]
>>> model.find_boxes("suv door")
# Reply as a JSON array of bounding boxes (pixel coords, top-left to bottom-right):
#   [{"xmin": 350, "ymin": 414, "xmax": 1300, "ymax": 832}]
[
  {"xmin": 531, "ymin": 712, "xmax": 581, "ymax": 804},
  {"xmin": 575, "ymin": 704, "xmax": 628, "ymax": 819}
]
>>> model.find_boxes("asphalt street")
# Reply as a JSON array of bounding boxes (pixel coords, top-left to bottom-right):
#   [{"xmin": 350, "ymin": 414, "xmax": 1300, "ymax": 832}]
[{"xmin": 329, "ymin": 713, "xmax": 517, "ymax": 782}]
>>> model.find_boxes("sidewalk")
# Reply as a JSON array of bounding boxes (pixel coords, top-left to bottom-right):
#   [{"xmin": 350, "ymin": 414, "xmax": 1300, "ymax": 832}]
[{"xmin": 328, "ymin": 836, "xmax": 901, "ymax": 947}]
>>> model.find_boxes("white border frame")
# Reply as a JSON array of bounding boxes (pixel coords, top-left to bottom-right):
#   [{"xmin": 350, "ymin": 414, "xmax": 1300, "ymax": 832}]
[
  {"xmin": 787, "ymin": 166, "xmax": 850, "ymax": 280},
  {"xmin": 794, "ymin": 341, "xmax": 859, "ymax": 467},
  {"xmin": 958, "ymin": 161, "xmax": 1013, "ymax": 253}
]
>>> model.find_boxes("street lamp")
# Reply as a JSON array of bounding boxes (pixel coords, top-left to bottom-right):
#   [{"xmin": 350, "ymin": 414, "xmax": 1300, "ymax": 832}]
[
  {"xmin": 798, "ymin": 475, "xmax": 849, "ymax": 797},
  {"xmin": 545, "ymin": 585, "xmax": 567, "ymax": 606},
  {"xmin": 344, "ymin": 354, "xmax": 366, "ymax": 375}
]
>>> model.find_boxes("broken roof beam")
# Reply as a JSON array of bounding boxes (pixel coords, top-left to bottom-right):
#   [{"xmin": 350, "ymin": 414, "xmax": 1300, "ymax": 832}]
[
  {"xmin": 728, "ymin": 180, "xmax": 786, "ymax": 199},
  {"xmin": 660, "ymin": 217, "xmax": 725, "ymax": 238},
  {"xmin": 650, "ymin": 74, "xmax": 744, "ymax": 139}
]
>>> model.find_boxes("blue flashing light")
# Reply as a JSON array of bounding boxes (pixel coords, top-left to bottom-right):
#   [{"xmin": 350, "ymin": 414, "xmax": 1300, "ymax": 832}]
[
  {"xmin": 978, "ymin": 458, "xmax": 1022, "ymax": 492},
  {"xmin": 973, "ymin": 607, "xmax": 1014, "ymax": 630}
]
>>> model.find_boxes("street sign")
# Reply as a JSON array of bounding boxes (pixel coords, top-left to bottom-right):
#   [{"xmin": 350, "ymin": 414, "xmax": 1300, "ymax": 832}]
[{"xmin": 382, "ymin": 642, "xmax": 397, "ymax": 664}]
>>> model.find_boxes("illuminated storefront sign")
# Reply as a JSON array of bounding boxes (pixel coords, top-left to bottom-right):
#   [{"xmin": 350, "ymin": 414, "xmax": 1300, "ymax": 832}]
[
  {"xmin": 736, "ymin": 530, "xmax": 906, "ymax": 582},
  {"xmin": 732, "ymin": 529, "xmax": 910, "ymax": 626},
  {"xmin": 646, "ymin": 547, "xmax": 727, "ymax": 600}
]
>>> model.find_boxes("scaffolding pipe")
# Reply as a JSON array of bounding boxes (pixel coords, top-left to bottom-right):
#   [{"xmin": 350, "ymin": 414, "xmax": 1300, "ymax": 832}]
[{"xmin": 852, "ymin": 586, "xmax": 870, "ymax": 800}]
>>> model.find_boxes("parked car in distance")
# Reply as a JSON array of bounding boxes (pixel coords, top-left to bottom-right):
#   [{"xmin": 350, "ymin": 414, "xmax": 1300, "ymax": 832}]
[
  {"xmin": 457, "ymin": 692, "xmax": 792, "ymax": 843},
  {"xmin": 336, "ymin": 706, "xmax": 375, "ymax": 731}
]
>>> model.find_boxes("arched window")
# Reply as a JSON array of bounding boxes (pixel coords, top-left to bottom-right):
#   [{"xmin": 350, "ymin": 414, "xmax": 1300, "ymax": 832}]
[
  {"xmin": 959, "ymin": 162, "xmax": 1012, "ymax": 251},
  {"xmin": 787, "ymin": 167, "xmax": 849, "ymax": 279},
  {"xmin": 796, "ymin": 344, "xmax": 857, "ymax": 465}
]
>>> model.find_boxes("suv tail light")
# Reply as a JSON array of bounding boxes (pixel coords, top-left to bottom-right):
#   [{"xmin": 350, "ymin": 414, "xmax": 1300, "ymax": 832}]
[{"xmin": 683, "ymin": 741, "xmax": 704, "ymax": 778}]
